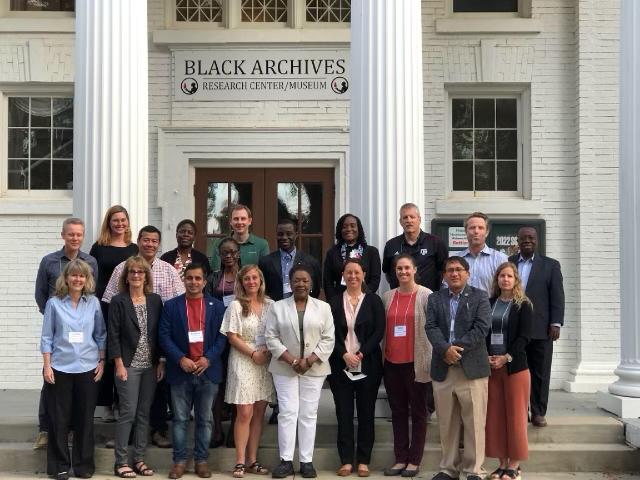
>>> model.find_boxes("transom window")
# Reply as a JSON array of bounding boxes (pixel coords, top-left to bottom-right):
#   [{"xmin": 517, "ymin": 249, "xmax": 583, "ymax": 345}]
[
  {"xmin": 453, "ymin": 0, "xmax": 517, "ymax": 12},
  {"xmin": 7, "ymin": 97, "xmax": 73, "ymax": 190},
  {"xmin": 176, "ymin": 0, "xmax": 222, "ymax": 23},
  {"xmin": 10, "ymin": 0, "xmax": 74, "ymax": 10},
  {"xmin": 451, "ymin": 97, "xmax": 519, "ymax": 192},
  {"xmin": 306, "ymin": 0, "xmax": 350, "ymax": 22},
  {"xmin": 241, "ymin": 0, "xmax": 287, "ymax": 22}
]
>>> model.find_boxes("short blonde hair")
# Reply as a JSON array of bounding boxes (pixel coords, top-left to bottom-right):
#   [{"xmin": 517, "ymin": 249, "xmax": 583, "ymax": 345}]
[
  {"xmin": 118, "ymin": 256, "xmax": 153, "ymax": 295},
  {"xmin": 55, "ymin": 259, "xmax": 96, "ymax": 298}
]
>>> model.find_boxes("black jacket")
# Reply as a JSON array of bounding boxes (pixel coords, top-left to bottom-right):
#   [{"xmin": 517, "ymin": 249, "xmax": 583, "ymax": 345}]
[
  {"xmin": 107, "ymin": 292, "xmax": 163, "ymax": 367},
  {"xmin": 328, "ymin": 293, "xmax": 385, "ymax": 379},
  {"xmin": 323, "ymin": 244, "xmax": 381, "ymax": 303},
  {"xmin": 258, "ymin": 249, "xmax": 322, "ymax": 301},
  {"xmin": 487, "ymin": 298, "xmax": 533, "ymax": 374},
  {"xmin": 508, "ymin": 254, "xmax": 565, "ymax": 339}
]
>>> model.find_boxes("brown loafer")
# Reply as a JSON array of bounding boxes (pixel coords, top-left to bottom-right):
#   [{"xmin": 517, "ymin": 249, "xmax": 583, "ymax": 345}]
[
  {"xmin": 195, "ymin": 462, "xmax": 212, "ymax": 478},
  {"xmin": 169, "ymin": 463, "xmax": 186, "ymax": 479},
  {"xmin": 532, "ymin": 415, "xmax": 547, "ymax": 427}
]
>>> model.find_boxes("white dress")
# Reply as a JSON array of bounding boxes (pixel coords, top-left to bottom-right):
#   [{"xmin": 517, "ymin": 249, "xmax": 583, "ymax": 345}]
[{"xmin": 220, "ymin": 299, "xmax": 276, "ymax": 404}]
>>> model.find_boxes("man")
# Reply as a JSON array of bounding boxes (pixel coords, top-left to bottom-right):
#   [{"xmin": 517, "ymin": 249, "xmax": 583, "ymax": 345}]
[
  {"xmin": 509, "ymin": 226, "xmax": 565, "ymax": 427},
  {"xmin": 209, "ymin": 204, "xmax": 269, "ymax": 271},
  {"xmin": 102, "ymin": 225, "xmax": 185, "ymax": 448},
  {"xmin": 159, "ymin": 263, "xmax": 227, "ymax": 479},
  {"xmin": 382, "ymin": 202, "xmax": 447, "ymax": 292},
  {"xmin": 455, "ymin": 212, "xmax": 507, "ymax": 293},
  {"xmin": 33, "ymin": 218, "xmax": 98, "ymax": 450},
  {"xmin": 426, "ymin": 256, "xmax": 491, "ymax": 480},
  {"xmin": 259, "ymin": 218, "xmax": 322, "ymax": 300}
]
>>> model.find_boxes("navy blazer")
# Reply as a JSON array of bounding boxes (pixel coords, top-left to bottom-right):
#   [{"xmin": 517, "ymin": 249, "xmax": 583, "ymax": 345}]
[
  {"xmin": 159, "ymin": 293, "xmax": 227, "ymax": 385},
  {"xmin": 426, "ymin": 284, "xmax": 491, "ymax": 382},
  {"xmin": 508, "ymin": 254, "xmax": 565, "ymax": 340}
]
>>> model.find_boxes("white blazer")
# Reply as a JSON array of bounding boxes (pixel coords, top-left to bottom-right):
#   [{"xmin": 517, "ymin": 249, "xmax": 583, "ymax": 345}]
[{"xmin": 265, "ymin": 296, "xmax": 335, "ymax": 377}]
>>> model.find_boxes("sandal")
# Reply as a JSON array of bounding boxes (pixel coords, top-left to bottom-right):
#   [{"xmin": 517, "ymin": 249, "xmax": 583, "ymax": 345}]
[
  {"xmin": 488, "ymin": 468, "xmax": 505, "ymax": 479},
  {"xmin": 336, "ymin": 464, "xmax": 353, "ymax": 476},
  {"xmin": 233, "ymin": 463, "xmax": 246, "ymax": 478},
  {"xmin": 247, "ymin": 461, "xmax": 269, "ymax": 475},
  {"xmin": 501, "ymin": 469, "xmax": 521, "ymax": 480},
  {"xmin": 114, "ymin": 464, "xmax": 137, "ymax": 478},
  {"xmin": 133, "ymin": 461, "xmax": 154, "ymax": 476}
]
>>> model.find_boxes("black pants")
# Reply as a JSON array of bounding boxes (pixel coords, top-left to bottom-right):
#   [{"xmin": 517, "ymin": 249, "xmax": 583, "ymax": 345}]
[
  {"xmin": 150, "ymin": 377, "xmax": 170, "ymax": 433},
  {"xmin": 526, "ymin": 338, "xmax": 553, "ymax": 417},
  {"xmin": 38, "ymin": 381, "xmax": 50, "ymax": 432},
  {"xmin": 328, "ymin": 370, "xmax": 382, "ymax": 465},
  {"xmin": 97, "ymin": 301, "xmax": 118, "ymax": 407},
  {"xmin": 45, "ymin": 369, "xmax": 98, "ymax": 477}
]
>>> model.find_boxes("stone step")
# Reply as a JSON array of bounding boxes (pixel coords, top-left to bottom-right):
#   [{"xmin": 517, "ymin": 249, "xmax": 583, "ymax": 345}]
[
  {"xmin": 2, "ymin": 442, "xmax": 639, "ymax": 474},
  {"xmin": 0, "ymin": 416, "xmax": 625, "ymax": 446}
]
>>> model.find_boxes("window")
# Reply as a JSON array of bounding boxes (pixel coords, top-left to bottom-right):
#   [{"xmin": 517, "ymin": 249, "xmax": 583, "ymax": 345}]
[
  {"xmin": 7, "ymin": 97, "xmax": 73, "ymax": 190},
  {"xmin": 10, "ymin": 0, "xmax": 73, "ymax": 10},
  {"xmin": 453, "ymin": 0, "xmax": 517, "ymax": 13},
  {"xmin": 241, "ymin": 0, "xmax": 287, "ymax": 22},
  {"xmin": 451, "ymin": 97, "xmax": 519, "ymax": 193},
  {"xmin": 175, "ymin": 0, "xmax": 222, "ymax": 23},
  {"xmin": 306, "ymin": 0, "xmax": 350, "ymax": 23}
]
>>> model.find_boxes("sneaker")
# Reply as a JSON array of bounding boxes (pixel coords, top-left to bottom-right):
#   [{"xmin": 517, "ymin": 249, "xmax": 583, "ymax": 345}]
[
  {"xmin": 151, "ymin": 430, "xmax": 172, "ymax": 448},
  {"xmin": 33, "ymin": 431, "xmax": 48, "ymax": 450},
  {"xmin": 271, "ymin": 459, "xmax": 294, "ymax": 478},
  {"xmin": 299, "ymin": 462, "xmax": 317, "ymax": 478}
]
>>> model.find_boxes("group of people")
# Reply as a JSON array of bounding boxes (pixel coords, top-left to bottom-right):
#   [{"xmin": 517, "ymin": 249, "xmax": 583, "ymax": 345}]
[{"xmin": 35, "ymin": 202, "xmax": 564, "ymax": 480}]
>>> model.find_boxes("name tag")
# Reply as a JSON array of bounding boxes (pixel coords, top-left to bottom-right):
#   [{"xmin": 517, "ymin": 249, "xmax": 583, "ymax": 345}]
[
  {"xmin": 69, "ymin": 331, "xmax": 84, "ymax": 343},
  {"xmin": 255, "ymin": 335, "xmax": 266, "ymax": 346},
  {"xmin": 340, "ymin": 277, "xmax": 347, "ymax": 286},
  {"xmin": 189, "ymin": 330, "xmax": 204, "ymax": 343},
  {"xmin": 491, "ymin": 333, "xmax": 504, "ymax": 345},
  {"xmin": 394, "ymin": 325, "xmax": 407, "ymax": 337},
  {"xmin": 222, "ymin": 295, "xmax": 235, "ymax": 307}
]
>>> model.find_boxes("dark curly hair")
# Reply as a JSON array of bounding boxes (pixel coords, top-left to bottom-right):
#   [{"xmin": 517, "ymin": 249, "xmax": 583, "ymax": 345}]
[{"xmin": 334, "ymin": 213, "xmax": 367, "ymax": 246}]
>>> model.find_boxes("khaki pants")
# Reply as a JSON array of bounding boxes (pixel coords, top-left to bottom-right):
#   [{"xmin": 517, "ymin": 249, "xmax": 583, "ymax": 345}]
[{"xmin": 433, "ymin": 366, "xmax": 488, "ymax": 479}]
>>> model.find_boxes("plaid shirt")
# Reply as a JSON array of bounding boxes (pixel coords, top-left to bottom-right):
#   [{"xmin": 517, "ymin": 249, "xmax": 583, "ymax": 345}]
[{"xmin": 102, "ymin": 257, "xmax": 185, "ymax": 304}]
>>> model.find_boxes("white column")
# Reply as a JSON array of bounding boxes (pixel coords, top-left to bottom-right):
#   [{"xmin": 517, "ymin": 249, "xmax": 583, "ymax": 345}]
[
  {"xmin": 73, "ymin": 0, "xmax": 149, "ymax": 244},
  {"xmin": 597, "ymin": 0, "xmax": 640, "ymax": 418},
  {"xmin": 348, "ymin": 0, "xmax": 425, "ymax": 253}
]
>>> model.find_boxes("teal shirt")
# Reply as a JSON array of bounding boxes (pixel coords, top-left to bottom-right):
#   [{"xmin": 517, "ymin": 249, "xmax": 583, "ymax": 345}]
[{"xmin": 208, "ymin": 233, "xmax": 270, "ymax": 271}]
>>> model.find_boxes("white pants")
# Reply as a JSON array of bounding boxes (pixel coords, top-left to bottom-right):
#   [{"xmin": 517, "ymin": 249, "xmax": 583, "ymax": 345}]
[{"xmin": 272, "ymin": 373, "xmax": 326, "ymax": 463}]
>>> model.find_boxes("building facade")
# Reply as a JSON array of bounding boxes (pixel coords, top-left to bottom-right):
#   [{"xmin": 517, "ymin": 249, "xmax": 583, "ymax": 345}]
[{"xmin": 0, "ymin": 0, "xmax": 621, "ymax": 391}]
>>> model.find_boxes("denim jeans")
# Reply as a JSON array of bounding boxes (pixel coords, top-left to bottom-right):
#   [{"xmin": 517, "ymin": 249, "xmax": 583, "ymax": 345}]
[{"xmin": 170, "ymin": 375, "xmax": 218, "ymax": 464}]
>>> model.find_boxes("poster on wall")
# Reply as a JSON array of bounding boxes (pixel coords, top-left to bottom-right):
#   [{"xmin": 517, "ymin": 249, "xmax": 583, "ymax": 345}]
[{"xmin": 173, "ymin": 49, "xmax": 350, "ymax": 101}]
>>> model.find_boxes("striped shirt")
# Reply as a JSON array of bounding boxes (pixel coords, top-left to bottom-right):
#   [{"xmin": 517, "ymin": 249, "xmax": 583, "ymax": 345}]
[{"xmin": 455, "ymin": 245, "xmax": 507, "ymax": 294}]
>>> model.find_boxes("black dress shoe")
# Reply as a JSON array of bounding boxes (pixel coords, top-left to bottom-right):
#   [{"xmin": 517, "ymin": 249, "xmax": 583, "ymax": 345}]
[
  {"xmin": 384, "ymin": 465, "xmax": 406, "ymax": 476},
  {"xmin": 272, "ymin": 459, "xmax": 294, "ymax": 478},
  {"xmin": 432, "ymin": 473, "xmax": 457, "ymax": 480},
  {"xmin": 56, "ymin": 473, "xmax": 69, "ymax": 480},
  {"xmin": 299, "ymin": 462, "xmax": 317, "ymax": 478},
  {"xmin": 269, "ymin": 404, "xmax": 279, "ymax": 424}
]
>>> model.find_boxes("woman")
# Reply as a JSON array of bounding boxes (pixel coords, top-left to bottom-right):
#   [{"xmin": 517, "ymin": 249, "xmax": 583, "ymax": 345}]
[
  {"xmin": 220, "ymin": 265, "xmax": 275, "ymax": 478},
  {"xmin": 108, "ymin": 256, "xmax": 164, "ymax": 478},
  {"xmin": 160, "ymin": 219, "xmax": 211, "ymax": 279},
  {"xmin": 265, "ymin": 264, "xmax": 335, "ymax": 479},
  {"xmin": 90, "ymin": 205, "xmax": 138, "ymax": 422},
  {"xmin": 485, "ymin": 262, "xmax": 533, "ymax": 480},
  {"xmin": 40, "ymin": 259, "xmax": 106, "ymax": 480},
  {"xmin": 324, "ymin": 214, "xmax": 381, "ymax": 303},
  {"xmin": 381, "ymin": 254, "xmax": 432, "ymax": 478},
  {"xmin": 328, "ymin": 259, "xmax": 385, "ymax": 477}
]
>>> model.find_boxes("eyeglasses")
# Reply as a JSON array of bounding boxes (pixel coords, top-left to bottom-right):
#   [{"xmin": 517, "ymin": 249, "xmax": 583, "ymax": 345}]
[
  {"xmin": 128, "ymin": 270, "xmax": 146, "ymax": 276},
  {"xmin": 220, "ymin": 250, "xmax": 239, "ymax": 257},
  {"xmin": 445, "ymin": 267, "xmax": 466, "ymax": 274}
]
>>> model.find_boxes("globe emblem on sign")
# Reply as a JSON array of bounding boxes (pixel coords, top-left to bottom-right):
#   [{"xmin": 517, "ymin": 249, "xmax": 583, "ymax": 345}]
[
  {"xmin": 181, "ymin": 77, "xmax": 198, "ymax": 95},
  {"xmin": 331, "ymin": 77, "xmax": 349, "ymax": 94}
]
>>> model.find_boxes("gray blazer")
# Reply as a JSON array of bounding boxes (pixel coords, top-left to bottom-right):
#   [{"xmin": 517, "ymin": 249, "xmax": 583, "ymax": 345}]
[
  {"xmin": 265, "ymin": 296, "xmax": 335, "ymax": 377},
  {"xmin": 425, "ymin": 284, "xmax": 491, "ymax": 382}
]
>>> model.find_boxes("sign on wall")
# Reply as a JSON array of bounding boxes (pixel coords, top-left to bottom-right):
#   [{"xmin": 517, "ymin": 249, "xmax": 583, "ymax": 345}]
[{"xmin": 173, "ymin": 49, "xmax": 350, "ymax": 101}]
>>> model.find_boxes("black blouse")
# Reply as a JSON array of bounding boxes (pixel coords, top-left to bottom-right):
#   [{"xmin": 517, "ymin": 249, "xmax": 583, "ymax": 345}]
[
  {"xmin": 89, "ymin": 243, "xmax": 139, "ymax": 299},
  {"xmin": 323, "ymin": 244, "xmax": 381, "ymax": 303}
]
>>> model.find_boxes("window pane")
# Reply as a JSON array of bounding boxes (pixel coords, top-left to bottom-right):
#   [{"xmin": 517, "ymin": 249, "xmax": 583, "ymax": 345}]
[
  {"xmin": 453, "ymin": 0, "xmax": 518, "ymax": 12},
  {"xmin": 496, "ymin": 98, "xmax": 517, "ymax": 128},
  {"xmin": 242, "ymin": 0, "xmax": 287, "ymax": 22},
  {"xmin": 452, "ymin": 130, "xmax": 473, "ymax": 159},
  {"xmin": 475, "ymin": 161, "xmax": 495, "ymax": 191},
  {"xmin": 52, "ymin": 160, "xmax": 73, "ymax": 189},
  {"xmin": 31, "ymin": 129, "xmax": 51, "ymax": 159},
  {"xmin": 53, "ymin": 98, "xmax": 73, "ymax": 127},
  {"xmin": 278, "ymin": 183, "xmax": 300, "ymax": 225},
  {"xmin": 175, "ymin": 0, "xmax": 222, "ymax": 22},
  {"xmin": 452, "ymin": 161, "xmax": 473, "ymax": 191},
  {"xmin": 306, "ymin": 0, "xmax": 350, "ymax": 22},
  {"xmin": 53, "ymin": 129, "xmax": 73, "ymax": 158},
  {"xmin": 452, "ymin": 98, "xmax": 473, "ymax": 128},
  {"xmin": 301, "ymin": 183, "xmax": 322, "ymax": 234},
  {"xmin": 30, "ymin": 98, "xmax": 52, "ymax": 127},
  {"xmin": 207, "ymin": 183, "xmax": 229, "ymax": 235},
  {"xmin": 474, "ymin": 99, "xmax": 494, "ymax": 128},
  {"xmin": 29, "ymin": 158, "xmax": 51, "ymax": 190},
  {"xmin": 301, "ymin": 236, "xmax": 323, "ymax": 267},
  {"xmin": 497, "ymin": 161, "xmax": 518, "ymax": 191},
  {"xmin": 8, "ymin": 159, "xmax": 28, "ymax": 189},
  {"xmin": 8, "ymin": 128, "xmax": 29, "ymax": 158},
  {"xmin": 8, "ymin": 98, "xmax": 29, "ymax": 127},
  {"xmin": 474, "ymin": 129, "xmax": 495, "ymax": 159},
  {"xmin": 496, "ymin": 130, "xmax": 517, "ymax": 159},
  {"xmin": 10, "ymin": 0, "xmax": 74, "ymax": 11}
]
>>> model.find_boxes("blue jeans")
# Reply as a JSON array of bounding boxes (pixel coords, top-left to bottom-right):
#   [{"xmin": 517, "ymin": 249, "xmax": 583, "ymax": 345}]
[{"xmin": 170, "ymin": 375, "xmax": 218, "ymax": 464}]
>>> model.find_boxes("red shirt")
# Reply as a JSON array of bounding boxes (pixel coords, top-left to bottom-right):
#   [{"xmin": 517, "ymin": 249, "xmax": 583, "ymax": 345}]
[
  {"xmin": 186, "ymin": 296, "xmax": 205, "ymax": 360},
  {"xmin": 385, "ymin": 290, "xmax": 416, "ymax": 364}
]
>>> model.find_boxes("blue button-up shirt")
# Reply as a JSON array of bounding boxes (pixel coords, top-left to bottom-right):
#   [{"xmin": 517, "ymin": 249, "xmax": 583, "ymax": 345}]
[
  {"xmin": 517, "ymin": 254, "xmax": 534, "ymax": 289},
  {"xmin": 40, "ymin": 295, "xmax": 106, "ymax": 374},
  {"xmin": 456, "ymin": 245, "xmax": 508, "ymax": 294},
  {"xmin": 280, "ymin": 248, "xmax": 296, "ymax": 295},
  {"xmin": 449, "ymin": 291, "xmax": 461, "ymax": 342}
]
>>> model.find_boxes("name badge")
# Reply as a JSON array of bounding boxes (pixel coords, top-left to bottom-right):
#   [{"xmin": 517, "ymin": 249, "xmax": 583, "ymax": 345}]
[
  {"xmin": 283, "ymin": 283, "xmax": 292, "ymax": 294},
  {"xmin": 394, "ymin": 325, "xmax": 407, "ymax": 337},
  {"xmin": 491, "ymin": 333, "xmax": 504, "ymax": 345},
  {"xmin": 222, "ymin": 295, "xmax": 235, "ymax": 307},
  {"xmin": 255, "ymin": 335, "xmax": 266, "ymax": 346},
  {"xmin": 189, "ymin": 330, "xmax": 204, "ymax": 343},
  {"xmin": 69, "ymin": 331, "xmax": 84, "ymax": 343},
  {"xmin": 340, "ymin": 277, "xmax": 347, "ymax": 286}
]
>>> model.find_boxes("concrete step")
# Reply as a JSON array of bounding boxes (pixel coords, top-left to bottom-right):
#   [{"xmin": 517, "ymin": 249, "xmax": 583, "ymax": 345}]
[
  {"xmin": 2, "ymin": 442, "xmax": 639, "ymax": 474},
  {"xmin": 0, "ymin": 416, "xmax": 625, "ymax": 446}
]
